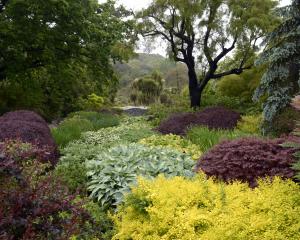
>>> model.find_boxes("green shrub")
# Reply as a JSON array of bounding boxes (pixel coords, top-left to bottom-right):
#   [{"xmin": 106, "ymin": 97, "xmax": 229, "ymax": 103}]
[
  {"xmin": 77, "ymin": 93, "xmax": 105, "ymax": 111},
  {"xmin": 86, "ymin": 144, "xmax": 195, "ymax": 207},
  {"xmin": 187, "ymin": 126, "xmax": 247, "ymax": 152},
  {"xmin": 201, "ymin": 93, "xmax": 242, "ymax": 111},
  {"xmin": 139, "ymin": 134, "xmax": 202, "ymax": 160},
  {"xmin": 237, "ymin": 115, "xmax": 262, "ymax": 134},
  {"xmin": 113, "ymin": 176, "xmax": 300, "ymax": 240}
]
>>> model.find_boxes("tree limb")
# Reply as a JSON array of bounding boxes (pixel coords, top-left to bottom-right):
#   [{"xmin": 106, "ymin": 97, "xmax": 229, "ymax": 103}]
[{"xmin": 212, "ymin": 65, "xmax": 252, "ymax": 79}]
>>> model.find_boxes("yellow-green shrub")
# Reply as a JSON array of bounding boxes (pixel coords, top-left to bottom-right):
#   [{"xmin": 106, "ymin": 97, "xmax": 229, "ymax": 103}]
[
  {"xmin": 113, "ymin": 176, "xmax": 300, "ymax": 240},
  {"xmin": 139, "ymin": 134, "xmax": 202, "ymax": 160},
  {"xmin": 237, "ymin": 115, "xmax": 262, "ymax": 134}
]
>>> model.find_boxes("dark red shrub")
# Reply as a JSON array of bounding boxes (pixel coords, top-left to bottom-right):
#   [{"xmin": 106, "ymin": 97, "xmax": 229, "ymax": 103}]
[
  {"xmin": 195, "ymin": 137, "xmax": 297, "ymax": 187},
  {"xmin": 157, "ymin": 106, "xmax": 241, "ymax": 136},
  {"xmin": 0, "ymin": 110, "xmax": 46, "ymax": 124},
  {"xmin": 0, "ymin": 110, "xmax": 58, "ymax": 165},
  {"xmin": 0, "ymin": 141, "xmax": 96, "ymax": 240}
]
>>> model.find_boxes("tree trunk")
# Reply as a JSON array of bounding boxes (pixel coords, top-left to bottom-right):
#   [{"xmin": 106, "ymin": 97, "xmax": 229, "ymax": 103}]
[{"xmin": 187, "ymin": 65, "xmax": 201, "ymax": 108}]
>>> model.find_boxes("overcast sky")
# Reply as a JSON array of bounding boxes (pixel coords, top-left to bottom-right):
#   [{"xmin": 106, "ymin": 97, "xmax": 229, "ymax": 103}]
[{"xmin": 99, "ymin": 0, "xmax": 292, "ymax": 55}]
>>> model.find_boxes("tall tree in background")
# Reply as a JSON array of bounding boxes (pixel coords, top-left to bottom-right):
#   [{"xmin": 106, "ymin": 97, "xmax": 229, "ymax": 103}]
[
  {"xmin": 254, "ymin": 0, "xmax": 300, "ymax": 133},
  {"xmin": 137, "ymin": 0, "xmax": 278, "ymax": 108},
  {"xmin": 0, "ymin": 0, "xmax": 135, "ymax": 119}
]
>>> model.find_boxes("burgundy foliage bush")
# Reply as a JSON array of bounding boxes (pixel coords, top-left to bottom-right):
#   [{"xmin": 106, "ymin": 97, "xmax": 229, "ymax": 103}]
[
  {"xmin": 0, "ymin": 141, "xmax": 94, "ymax": 240},
  {"xmin": 196, "ymin": 137, "xmax": 298, "ymax": 187},
  {"xmin": 0, "ymin": 110, "xmax": 58, "ymax": 165},
  {"xmin": 157, "ymin": 106, "xmax": 241, "ymax": 136}
]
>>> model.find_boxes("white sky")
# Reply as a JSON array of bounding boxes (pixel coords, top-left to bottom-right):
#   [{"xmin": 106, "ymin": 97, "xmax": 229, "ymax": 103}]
[{"xmin": 99, "ymin": 0, "xmax": 292, "ymax": 56}]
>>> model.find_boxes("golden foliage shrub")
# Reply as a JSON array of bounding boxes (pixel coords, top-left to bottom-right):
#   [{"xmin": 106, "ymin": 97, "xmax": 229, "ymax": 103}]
[
  {"xmin": 237, "ymin": 115, "xmax": 262, "ymax": 134},
  {"xmin": 112, "ymin": 176, "xmax": 300, "ymax": 240}
]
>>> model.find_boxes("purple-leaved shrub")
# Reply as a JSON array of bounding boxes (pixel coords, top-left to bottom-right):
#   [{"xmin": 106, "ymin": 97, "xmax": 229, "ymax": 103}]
[
  {"xmin": 196, "ymin": 137, "xmax": 297, "ymax": 187},
  {"xmin": 0, "ymin": 110, "xmax": 58, "ymax": 165},
  {"xmin": 157, "ymin": 106, "xmax": 241, "ymax": 136}
]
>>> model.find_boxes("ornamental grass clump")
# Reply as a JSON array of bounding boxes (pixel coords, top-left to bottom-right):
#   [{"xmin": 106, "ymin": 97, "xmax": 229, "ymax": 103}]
[
  {"xmin": 0, "ymin": 110, "xmax": 59, "ymax": 165},
  {"xmin": 157, "ymin": 106, "xmax": 241, "ymax": 136},
  {"xmin": 86, "ymin": 143, "xmax": 195, "ymax": 207},
  {"xmin": 187, "ymin": 126, "xmax": 247, "ymax": 152},
  {"xmin": 196, "ymin": 137, "xmax": 297, "ymax": 187},
  {"xmin": 112, "ymin": 176, "xmax": 300, "ymax": 240},
  {"xmin": 139, "ymin": 134, "xmax": 202, "ymax": 160}
]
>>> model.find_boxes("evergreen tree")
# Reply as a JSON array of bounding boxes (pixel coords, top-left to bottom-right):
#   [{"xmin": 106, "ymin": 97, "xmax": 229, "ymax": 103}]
[{"xmin": 254, "ymin": 0, "xmax": 300, "ymax": 133}]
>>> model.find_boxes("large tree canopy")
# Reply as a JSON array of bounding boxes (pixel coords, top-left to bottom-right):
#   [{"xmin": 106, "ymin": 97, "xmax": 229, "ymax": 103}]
[
  {"xmin": 0, "ymin": 0, "xmax": 135, "ymax": 119},
  {"xmin": 254, "ymin": 0, "xmax": 300, "ymax": 133},
  {"xmin": 136, "ymin": 0, "xmax": 278, "ymax": 107}
]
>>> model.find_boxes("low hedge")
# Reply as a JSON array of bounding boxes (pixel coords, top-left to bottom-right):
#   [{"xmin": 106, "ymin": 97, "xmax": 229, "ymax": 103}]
[{"xmin": 113, "ymin": 176, "xmax": 300, "ymax": 240}]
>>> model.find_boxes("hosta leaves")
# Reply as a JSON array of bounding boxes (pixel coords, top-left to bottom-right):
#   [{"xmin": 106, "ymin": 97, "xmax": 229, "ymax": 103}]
[{"xmin": 86, "ymin": 143, "xmax": 195, "ymax": 207}]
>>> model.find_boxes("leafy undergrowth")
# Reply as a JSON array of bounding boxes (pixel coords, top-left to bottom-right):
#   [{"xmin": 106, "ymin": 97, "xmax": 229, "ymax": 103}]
[
  {"xmin": 8, "ymin": 110, "xmax": 296, "ymax": 239},
  {"xmin": 113, "ymin": 175, "xmax": 300, "ymax": 240},
  {"xmin": 54, "ymin": 116, "xmax": 156, "ymax": 193}
]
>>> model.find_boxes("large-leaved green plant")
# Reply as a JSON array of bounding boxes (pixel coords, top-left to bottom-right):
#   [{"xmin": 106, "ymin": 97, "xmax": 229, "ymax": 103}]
[{"xmin": 86, "ymin": 144, "xmax": 195, "ymax": 207}]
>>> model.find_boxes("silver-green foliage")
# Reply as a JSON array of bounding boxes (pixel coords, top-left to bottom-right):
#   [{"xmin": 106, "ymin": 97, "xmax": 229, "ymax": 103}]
[
  {"xmin": 86, "ymin": 143, "xmax": 195, "ymax": 207},
  {"xmin": 254, "ymin": 0, "xmax": 300, "ymax": 133}
]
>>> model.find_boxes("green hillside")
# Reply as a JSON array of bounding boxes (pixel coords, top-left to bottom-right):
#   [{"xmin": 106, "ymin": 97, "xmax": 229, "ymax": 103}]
[{"xmin": 114, "ymin": 53, "xmax": 188, "ymax": 103}]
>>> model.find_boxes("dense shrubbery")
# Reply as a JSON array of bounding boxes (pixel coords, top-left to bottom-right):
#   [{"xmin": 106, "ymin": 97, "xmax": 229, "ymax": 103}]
[
  {"xmin": 55, "ymin": 117, "xmax": 155, "ymax": 193},
  {"xmin": 0, "ymin": 110, "xmax": 59, "ymax": 165},
  {"xmin": 86, "ymin": 144, "xmax": 195, "ymax": 207},
  {"xmin": 77, "ymin": 94, "xmax": 105, "ymax": 111},
  {"xmin": 0, "ymin": 141, "xmax": 102, "ymax": 240},
  {"xmin": 157, "ymin": 107, "xmax": 241, "ymax": 136},
  {"xmin": 52, "ymin": 111, "xmax": 120, "ymax": 147},
  {"xmin": 139, "ymin": 134, "xmax": 202, "ymax": 160},
  {"xmin": 196, "ymin": 138, "xmax": 297, "ymax": 187},
  {"xmin": 113, "ymin": 176, "xmax": 300, "ymax": 240},
  {"xmin": 187, "ymin": 127, "xmax": 248, "ymax": 152},
  {"xmin": 216, "ymin": 68, "xmax": 263, "ymax": 104}
]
